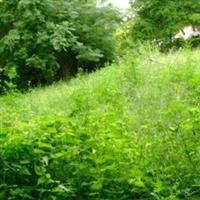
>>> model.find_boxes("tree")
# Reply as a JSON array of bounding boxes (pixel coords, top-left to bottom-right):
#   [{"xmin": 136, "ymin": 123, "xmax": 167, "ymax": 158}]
[
  {"xmin": 0, "ymin": 0, "xmax": 120, "ymax": 92},
  {"xmin": 130, "ymin": 0, "xmax": 200, "ymax": 42}
]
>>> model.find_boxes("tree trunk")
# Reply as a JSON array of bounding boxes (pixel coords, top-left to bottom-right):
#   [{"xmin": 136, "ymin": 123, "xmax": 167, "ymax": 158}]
[{"xmin": 57, "ymin": 51, "xmax": 78, "ymax": 78}]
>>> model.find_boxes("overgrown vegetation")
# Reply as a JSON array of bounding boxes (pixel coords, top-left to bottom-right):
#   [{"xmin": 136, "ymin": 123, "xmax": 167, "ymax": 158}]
[
  {"xmin": 1, "ymin": 47, "xmax": 200, "ymax": 199},
  {"xmin": 130, "ymin": 0, "xmax": 200, "ymax": 50},
  {"xmin": 0, "ymin": 0, "xmax": 120, "ymax": 92},
  {"xmin": 1, "ymin": 0, "xmax": 200, "ymax": 199}
]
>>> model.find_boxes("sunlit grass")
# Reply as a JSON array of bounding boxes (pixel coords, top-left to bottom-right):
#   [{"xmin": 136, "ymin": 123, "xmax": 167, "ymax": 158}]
[{"xmin": 1, "ymin": 48, "xmax": 200, "ymax": 199}]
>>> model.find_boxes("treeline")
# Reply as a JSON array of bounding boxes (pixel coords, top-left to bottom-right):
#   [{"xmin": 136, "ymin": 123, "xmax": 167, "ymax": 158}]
[
  {"xmin": 120, "ymin": 0, "xmax": 200, "ymax": 51},
  {"xmin": 1, "ymin": 0, "xmax": 200, "ymax": 93},
  {"xmin": 0, "ymin": 0, "xmax": 120, "ymax": 92}
]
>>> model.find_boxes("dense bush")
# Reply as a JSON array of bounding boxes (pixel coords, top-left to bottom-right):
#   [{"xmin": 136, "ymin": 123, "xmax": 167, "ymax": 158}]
[
  {"xmin": 0, "ymin": 0, "xmax": 120, "ymax": 92},
  {"xmin": 160, "ymin": 37, "xmax": 200, "ymax": 52},
  {"xmin": 1, "ymin": 48, "xmax": 200, "ymax": 199},
  {"xmin": 130, "ymin": 0, "xmax": 200, "ymax": 49}
]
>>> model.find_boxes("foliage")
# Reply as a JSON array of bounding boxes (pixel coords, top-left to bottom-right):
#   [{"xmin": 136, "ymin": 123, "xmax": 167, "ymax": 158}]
[
  {"xmin": 0, "ymin": 0, "xmax": 120, "ymax": 93},
  {"xmin": 1, "ymin": 47, "xmax": 200, "ymax": 199},
  {"xmin": 130, "ymin": 0, "xmax": 200, "ymax": 43},
  {"xmin": 115, "ymin": 19, "xmax": 136, "ymax": 54}
]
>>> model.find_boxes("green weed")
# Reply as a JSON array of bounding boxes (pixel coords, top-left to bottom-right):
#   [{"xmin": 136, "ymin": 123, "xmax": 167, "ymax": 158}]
[{"xmin": 1, "ymin": 49, "xmax": 200, "ymax": 199}]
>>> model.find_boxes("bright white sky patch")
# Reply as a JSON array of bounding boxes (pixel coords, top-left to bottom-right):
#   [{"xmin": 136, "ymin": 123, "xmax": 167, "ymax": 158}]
[
  {"xmin": 108, "ymin": 0, "xmax": 130, "ymax": 9},
  {"xmin": 97, "ymin": 0, "xmax": 130, "ymax": 9}
]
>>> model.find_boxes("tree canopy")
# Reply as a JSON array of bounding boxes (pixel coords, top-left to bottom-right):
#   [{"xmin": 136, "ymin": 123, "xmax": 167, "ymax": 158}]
[
  {"xmin": 130, "ymin": 0, "xmax": 200, "ymax": 41},
  {"xmin": 0, "ymin": 0, "xmax": 120, "ymax": 92}
]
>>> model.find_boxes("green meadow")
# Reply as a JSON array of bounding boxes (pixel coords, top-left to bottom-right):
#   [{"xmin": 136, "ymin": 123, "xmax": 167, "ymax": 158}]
[{"xmin": 1, "ymin": 48, "xmax": 200, "ymax": 199}]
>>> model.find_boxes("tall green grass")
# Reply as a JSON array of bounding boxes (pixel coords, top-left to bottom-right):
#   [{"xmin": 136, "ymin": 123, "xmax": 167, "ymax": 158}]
[{"xmin": 1, "ymin": 48, "xmax": 200, "ymax": 199}]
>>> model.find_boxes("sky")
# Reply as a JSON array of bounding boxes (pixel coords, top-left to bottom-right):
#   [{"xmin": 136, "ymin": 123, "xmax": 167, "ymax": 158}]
[
  {"xmin": 109, "ymin": 0, "xmax": 130, "ymax": 9},
  {"xmin": 97, "ymin": 0, "xmax": 130, "ymax": 9}
]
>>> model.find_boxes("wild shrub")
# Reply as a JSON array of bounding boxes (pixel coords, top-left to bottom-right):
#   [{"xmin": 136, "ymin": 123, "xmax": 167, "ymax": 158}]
[
  {"xmin": 1, "ymin": 49, "xmax": 200, "ymax": 199},
  {"xmin": 130, "ymin": 0, "xmax": 200, "ymax": 50}
]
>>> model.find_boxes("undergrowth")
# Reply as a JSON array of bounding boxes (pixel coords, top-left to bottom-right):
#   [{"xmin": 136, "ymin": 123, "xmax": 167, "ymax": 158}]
[{"xmin": 0, "ymin": 47, "xmax": 200, "ymax": 199}]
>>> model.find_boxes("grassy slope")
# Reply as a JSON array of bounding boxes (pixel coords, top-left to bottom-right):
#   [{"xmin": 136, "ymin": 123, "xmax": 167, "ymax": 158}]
[{"xmin": 1, "ymin": 48, "xmax": 200, "ymax": 199}]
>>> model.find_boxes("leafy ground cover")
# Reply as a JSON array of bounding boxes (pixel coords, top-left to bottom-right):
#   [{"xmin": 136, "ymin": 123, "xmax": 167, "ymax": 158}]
[{"xmin": 1, "ymin": 48, "xmax": 200, "ymax": 199}]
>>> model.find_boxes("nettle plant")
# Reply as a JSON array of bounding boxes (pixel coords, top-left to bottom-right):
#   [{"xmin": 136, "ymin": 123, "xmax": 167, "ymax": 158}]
[{"xmin": 0, "ymin": 0, "xmax": 120, "ymax": 92}]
